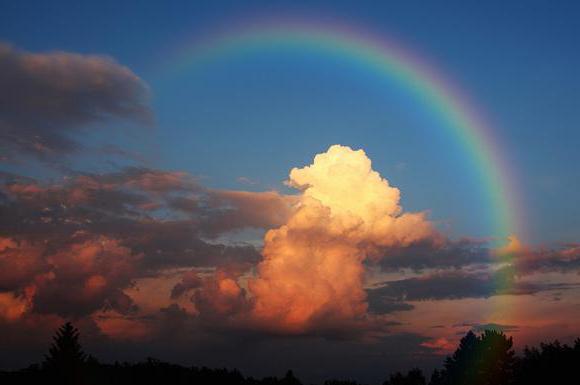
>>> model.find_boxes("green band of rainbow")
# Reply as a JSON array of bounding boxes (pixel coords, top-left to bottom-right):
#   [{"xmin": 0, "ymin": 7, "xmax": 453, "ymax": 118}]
[{"xmin": 159, "ymin": 19, "xmax": 523, "ymax": 240}]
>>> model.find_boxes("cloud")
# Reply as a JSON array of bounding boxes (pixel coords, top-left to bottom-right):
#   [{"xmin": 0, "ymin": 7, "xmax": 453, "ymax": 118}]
[
  {"xmin": 94, "ymin": 314, "xmax": 153, "ymax": 341},
  {"xmin": 0, "ymin": 167, "xmax": 292, "ymax": 321},
  {"xmin": 246, "ymin": 145, "xmax": 440, "ymax": 333},
  {"xmin": 420, "ymin": 337, "xmax": 456, "ymax": 355},
  {"xmin": 366, "ymin": 293, "xmax": 415, "ymax": 315},
  {"xmin": 0, "ymin": 234, "xmax": 141, "ymax": 318},
  {"xmin": 469, "ymin": 322, "xmax": 519, "ymax": 333},
  {"xmin": 0, "ymin": 238, "xmax": 46, "ymax": 291},
  {"xmin": 0, "ymin": 43, "xmax": 152, "ymax": 161},
  {"xmin": 0, "ymin": 168, "xmax": 285, "ymax": 270},
  {"xmin": 496, "ymin": 236, "xmax": 580, "ymax": 273},
  {"xmin": 368, "ymin": 267, "xmax": 579, "ymax": 302},
  {"xmin": 376, "ymin": 234, "xmax": 580, "ymax": 276},
  {"xmin": 33, "ymin": 236, "xmax": 142, "ymax": 316},
  {"xmin": 2, "ymin": 152, "xmax": 578, "ymax": 341},
  {"xmin": 377, "ymin": 237, "xmax": 492, "ymax": 271},
  {"xmin": 171, "ymin": 189, "xmax": 297, "ymax": 237},
  {"xmin": 369, "ymin": 270, "xmax": 513, "ymax": 302},
  {"xmin": 193, "ymin": 270, "xmax": 249, "ymax": 320},
  {"xmin": 170, "ymin": 270, "xmax": 202, "ymax": 299},
  {"xmin": 0, "ymin": 291, "xmax": 30, "ymax": 322},
  {"xmin": 2, "ymin": 138, "xmax": 579, "ymax": 365}
]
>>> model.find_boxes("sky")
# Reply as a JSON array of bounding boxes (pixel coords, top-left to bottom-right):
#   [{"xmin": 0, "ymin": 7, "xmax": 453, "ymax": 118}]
[{"xmin": 0, "ymin": 1, "xmax": 579, "ymax": 383}]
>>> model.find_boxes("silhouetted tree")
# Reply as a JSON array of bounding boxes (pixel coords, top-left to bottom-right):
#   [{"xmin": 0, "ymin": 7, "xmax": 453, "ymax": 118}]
[
  {"xmin": 429, "ymin": 369, "xmax": 443, "ymax": 385},
  {"xmin": 383, "ymin": 368, "xmax": 426, "ymax": 385},
  {"xmin": 42, "ymin": 322, "xmax": 87, "ymax": 384},
  {"xmin": 513, "ymin": 338, "xmax": 580, "ymax": 385},
  {"xmin": 477, "ymin": 329, "xmax": 515, "ymax": 384},
  {"xmin": 436, "ymin": 330, "xmax": 515, "ymax": 385},
  {"xmin": 323, "ymin": 380, "xmax": 361, "ymax": 385},
  {"xmin": 440, "ymin": 330, "xmax": 479, "ymax": 385},
  {"xmin": 3, "ymin": 324, "xmax": 580, "ymax": 385},
  {"xmin": 280, "ymin": 370, "xmax": 302, "ymax": 385}
]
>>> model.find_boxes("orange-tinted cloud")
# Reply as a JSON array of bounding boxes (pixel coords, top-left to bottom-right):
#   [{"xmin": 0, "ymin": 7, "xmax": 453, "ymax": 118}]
[
  {"xmin": 0, "ymin": 291, "xmax": 30, "ymax": 322},
  {"xmin": 193, "ymin": 270, "xmax": 248, "ymax": 318},
  {"xmin": 420, "ymin": 337, "xmax": 456, "ymax": 355},
  {"xmin": 171, "ymin": 270, "xmax": 203, "ymax": 299},
  {"xmin": 0, "ymin": 237, "xmax": 46, "ymax": 290},
  {"xmin": 248, "ymin": 145, "xmax": 439, "ymax": 333},
  {"xmin": 495, "ymin": 235, "xmax": 580, "ymax": 273},
  {"xmin": 94, "ymin": 314, "xmax": 152, "ymax": 341},
  {"xmin": 0, "ymin": 234, "xmax": 141, "ymax": 318}
]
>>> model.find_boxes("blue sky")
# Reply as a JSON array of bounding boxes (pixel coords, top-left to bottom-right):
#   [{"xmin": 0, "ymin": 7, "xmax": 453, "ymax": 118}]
[{"xmin": 2, "ymin": 0, "xmax": 579, "ymax": 242}]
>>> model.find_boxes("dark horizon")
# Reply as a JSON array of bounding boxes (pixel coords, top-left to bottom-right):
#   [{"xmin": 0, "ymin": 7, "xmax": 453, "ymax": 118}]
[{"xmin": 2, "ymin": 322, "xmax": 580, "ymax": 385}]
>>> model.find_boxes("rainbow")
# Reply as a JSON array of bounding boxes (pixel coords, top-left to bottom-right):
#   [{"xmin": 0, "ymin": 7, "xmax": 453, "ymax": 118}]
[{"xmin": 160, "ymin": 18, "xmax": 523, "ymax": 240}]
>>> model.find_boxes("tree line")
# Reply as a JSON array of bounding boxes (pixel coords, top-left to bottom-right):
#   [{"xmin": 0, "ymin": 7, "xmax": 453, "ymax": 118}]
[{"xmin": 1, "ymin": 322, "xmax": 579, "ymax": 385}]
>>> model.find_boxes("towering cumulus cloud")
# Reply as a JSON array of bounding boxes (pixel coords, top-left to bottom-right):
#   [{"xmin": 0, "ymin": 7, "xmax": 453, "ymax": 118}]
[{"xmin": 248, "ymin": 145, "xmax": 438, "ymax": 333}]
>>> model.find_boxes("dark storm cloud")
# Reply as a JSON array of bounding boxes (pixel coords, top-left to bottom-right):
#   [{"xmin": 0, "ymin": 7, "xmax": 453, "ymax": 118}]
[
  {"xmin": 170, "ymin": 270, "xmax": 202, "ymax": 299},
  {"xmin": 0, "ymin": 43, "xmax": 152, "ymax": 161},
  {"xmin": 512, "ymin": 243, "xmax": 580, "ymax": 273},
  {"xmin": 377, "ymin": 238, "xmax": 493, "ymax": 271},
  {"xmin": 377, "ymin": 236, "xmax": 580, "ymax": 277},
  {"xmin": 368, "ymin": 268, "xmax": 579, "ymax": 302},
  {"xmin": 366, "ymin": 290, "xmax": 415, "ymax": 315}
]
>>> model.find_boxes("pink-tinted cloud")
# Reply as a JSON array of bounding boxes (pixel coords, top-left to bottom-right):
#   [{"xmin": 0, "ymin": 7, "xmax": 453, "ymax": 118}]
[
  {"xmin": 193, "ymin": 270, "xmax": 249, "ymax": 319},
  {"xmin": 420, "ymin": 337, "xmax": 456, "ymax": 355},
  {"xmin": 496, "ymin": 235, "xmax": 580, "ymax": 273},
  {"xmin": 170, "ymin": 270, "xmax": 203, "ymax": 299},
  {"xmin": 0, "ymin": 234, "xmax": 141, "ymax": 318},
  {"xmin": 0, "ymin": 237, "xmax": 46, "ymax": 291}
]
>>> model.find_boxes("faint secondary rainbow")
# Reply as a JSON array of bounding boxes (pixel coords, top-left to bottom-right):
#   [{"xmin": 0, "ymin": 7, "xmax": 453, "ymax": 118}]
[{"xmin": 161, "ymin": 18, "xmax": 524, "ymax": 240}]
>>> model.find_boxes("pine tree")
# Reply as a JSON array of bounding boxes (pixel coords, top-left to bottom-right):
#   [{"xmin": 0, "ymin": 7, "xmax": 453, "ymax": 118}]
[{"xmin": 43, "ymin": 322, "xmax": 87, "ymax": 383}]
